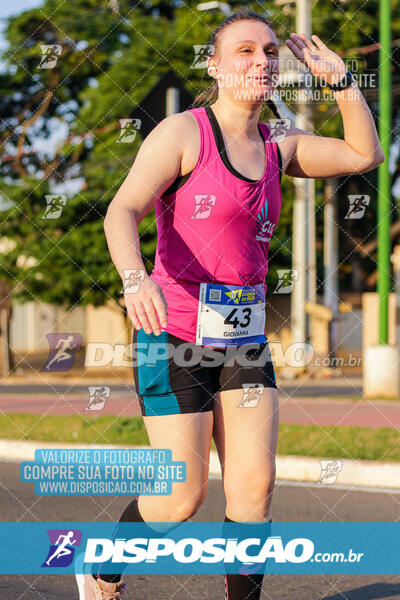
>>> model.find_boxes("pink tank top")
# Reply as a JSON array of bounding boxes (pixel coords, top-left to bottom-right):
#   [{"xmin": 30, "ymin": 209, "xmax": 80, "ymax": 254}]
[{"xmin": 150, "ymin": 106, "xmax": 282, "ymax": 344}]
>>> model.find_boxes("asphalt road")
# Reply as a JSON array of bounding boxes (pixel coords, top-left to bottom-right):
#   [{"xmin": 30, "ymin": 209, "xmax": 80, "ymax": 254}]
[{"xmin": 1, "ymin": 462, "xmax": 400, "ymax": 599}]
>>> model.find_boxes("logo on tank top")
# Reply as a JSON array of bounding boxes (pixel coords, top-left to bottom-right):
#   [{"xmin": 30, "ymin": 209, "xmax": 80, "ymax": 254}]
[
  {"xmin": 255, "ymin": 197, "xmax": 276, "ymax": 242},
  {"xmin": 190, "ymin": 194, "xmax": 216, "ymax": 219}
]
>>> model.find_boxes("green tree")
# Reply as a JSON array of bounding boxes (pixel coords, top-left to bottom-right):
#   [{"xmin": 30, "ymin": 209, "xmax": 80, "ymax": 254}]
[{"xmin": 1, "ymin": 0, "xmax": 399, "ymax": 322}]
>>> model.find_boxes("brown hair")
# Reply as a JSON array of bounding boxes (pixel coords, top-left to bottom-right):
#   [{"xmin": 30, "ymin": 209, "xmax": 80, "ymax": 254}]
[{"xmin": 191, "ymin": 8, "xmax": 281, "ymax": 119}]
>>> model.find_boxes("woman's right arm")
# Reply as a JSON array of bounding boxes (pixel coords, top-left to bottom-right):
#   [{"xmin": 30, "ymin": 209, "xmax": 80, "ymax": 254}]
[{"xmin": 103, "ymin": 113, "xmax": 187, "ymax": 335}]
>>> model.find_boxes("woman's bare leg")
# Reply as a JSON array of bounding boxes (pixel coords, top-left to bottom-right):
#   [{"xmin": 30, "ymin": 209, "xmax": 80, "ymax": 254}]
[
  {"xmin": 139, "ymin": 411, "xmax": 214, "ymax": 523},
  {"xmin": 213, "ymin": 387, "xmax": 279, "ymax": 521},
  {"xmin": 213, "ymin": 387, "xmax": 279, "ymax": 599}
]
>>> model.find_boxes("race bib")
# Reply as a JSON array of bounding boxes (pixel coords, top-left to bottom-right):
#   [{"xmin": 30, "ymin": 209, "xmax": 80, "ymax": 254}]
[{"xmin": 196, "ymin": 282, "xmax": 267, "ymax": 347}]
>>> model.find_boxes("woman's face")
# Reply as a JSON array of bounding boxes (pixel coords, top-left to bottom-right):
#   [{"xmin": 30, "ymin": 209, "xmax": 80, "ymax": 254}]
[{"xmin": 210, "ymin": 20, "xmax": 280, "ymax": 103}]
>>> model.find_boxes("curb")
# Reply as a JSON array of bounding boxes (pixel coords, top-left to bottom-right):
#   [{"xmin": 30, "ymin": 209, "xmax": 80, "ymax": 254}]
[{"xmin": 2, "ymin": 439, "xmax": 400, "ymax": 489}]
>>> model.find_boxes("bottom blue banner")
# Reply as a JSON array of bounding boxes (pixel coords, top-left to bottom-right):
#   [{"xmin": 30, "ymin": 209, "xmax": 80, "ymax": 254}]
[{"xmin": 0, "ymin": 522, "xmax": 398, "ymax": 574}]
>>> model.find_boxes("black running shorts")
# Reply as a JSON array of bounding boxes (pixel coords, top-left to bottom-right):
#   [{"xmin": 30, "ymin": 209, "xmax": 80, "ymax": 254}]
[{"xmin": 132, "ymin": 328, "xmax": 277, "ymax": 416}]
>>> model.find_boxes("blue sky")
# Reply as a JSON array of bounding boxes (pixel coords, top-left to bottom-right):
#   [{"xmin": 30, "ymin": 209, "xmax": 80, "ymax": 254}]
[
  {"xmin": 0, "ymin": 0, "xmax": 41, "ymax": 59},
  {"xmin": 0, "ymin": 0, "xmax": 40, "ymax": 20}
]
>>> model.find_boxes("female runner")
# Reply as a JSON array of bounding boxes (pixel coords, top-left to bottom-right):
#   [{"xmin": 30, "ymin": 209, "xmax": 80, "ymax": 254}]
[{"xmin": 78, "ymin": 8, "xmax": 384, "ymax": 600}]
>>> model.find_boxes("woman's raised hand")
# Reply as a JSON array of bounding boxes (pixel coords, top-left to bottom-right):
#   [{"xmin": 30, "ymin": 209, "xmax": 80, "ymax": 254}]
[{"xmin": 285, "ymin": 33, "xmax": 347, "ymax": 86}]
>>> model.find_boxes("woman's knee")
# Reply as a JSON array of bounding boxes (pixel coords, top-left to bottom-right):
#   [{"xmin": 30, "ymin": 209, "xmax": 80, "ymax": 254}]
[
  {"xmin": 161, "ymin": 480, "xmax": 208, "ymax": 521},
  {"xmin": 224, "ymin": 463, "xmax": 276, "ymax": 508}
]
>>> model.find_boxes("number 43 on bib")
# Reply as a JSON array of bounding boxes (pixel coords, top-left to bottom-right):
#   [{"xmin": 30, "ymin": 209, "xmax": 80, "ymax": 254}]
[{"xmin": 196, "ymin": 282, "xmax": 267, "ymax": 347}]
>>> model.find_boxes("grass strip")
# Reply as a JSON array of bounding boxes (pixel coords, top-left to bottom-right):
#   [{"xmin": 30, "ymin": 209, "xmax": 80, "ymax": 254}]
[{"xmin": 0, "ymin": 414, "xmax": 399, "ymax": 462}]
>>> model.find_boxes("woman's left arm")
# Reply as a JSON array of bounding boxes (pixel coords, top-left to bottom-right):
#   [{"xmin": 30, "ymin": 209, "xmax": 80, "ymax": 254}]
[{"xmin": 283, "ymin": 33, "xmax": 385, "ymax": 179}]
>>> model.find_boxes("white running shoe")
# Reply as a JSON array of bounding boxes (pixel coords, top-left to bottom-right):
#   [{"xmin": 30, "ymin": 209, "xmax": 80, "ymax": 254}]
[
  {"xmin": 74, "ymin": 550, "xmax": 127, "ymax": 599},
  {"xmin": 75, "ymin": 574, "xmax": 127, "ymax": 599}
]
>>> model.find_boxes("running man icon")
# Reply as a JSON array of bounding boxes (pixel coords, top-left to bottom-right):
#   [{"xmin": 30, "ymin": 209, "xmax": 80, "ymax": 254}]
[
  {"xmin": 42, "ymin": 333, "xmax": 82, "ymax": 372},
  {"xmin": 190, "ymin": 194, "xmax": 216, "ymax": 219},
  {"xmin": 45, "ymin": 335, "xmax": 75, "ymax": 370},
  {"xmin": 39, "ymin": 44, "xmax": 61, "ymax": 69},
  {"xmin": 43, "ymin": 530, "xmax": 80, "ymax": 567}
]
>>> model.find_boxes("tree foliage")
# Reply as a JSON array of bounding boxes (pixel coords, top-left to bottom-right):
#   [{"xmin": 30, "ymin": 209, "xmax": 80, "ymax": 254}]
[{"xmin": 0, "ymin": 0, "xmax": 398, "ymax": 312}]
